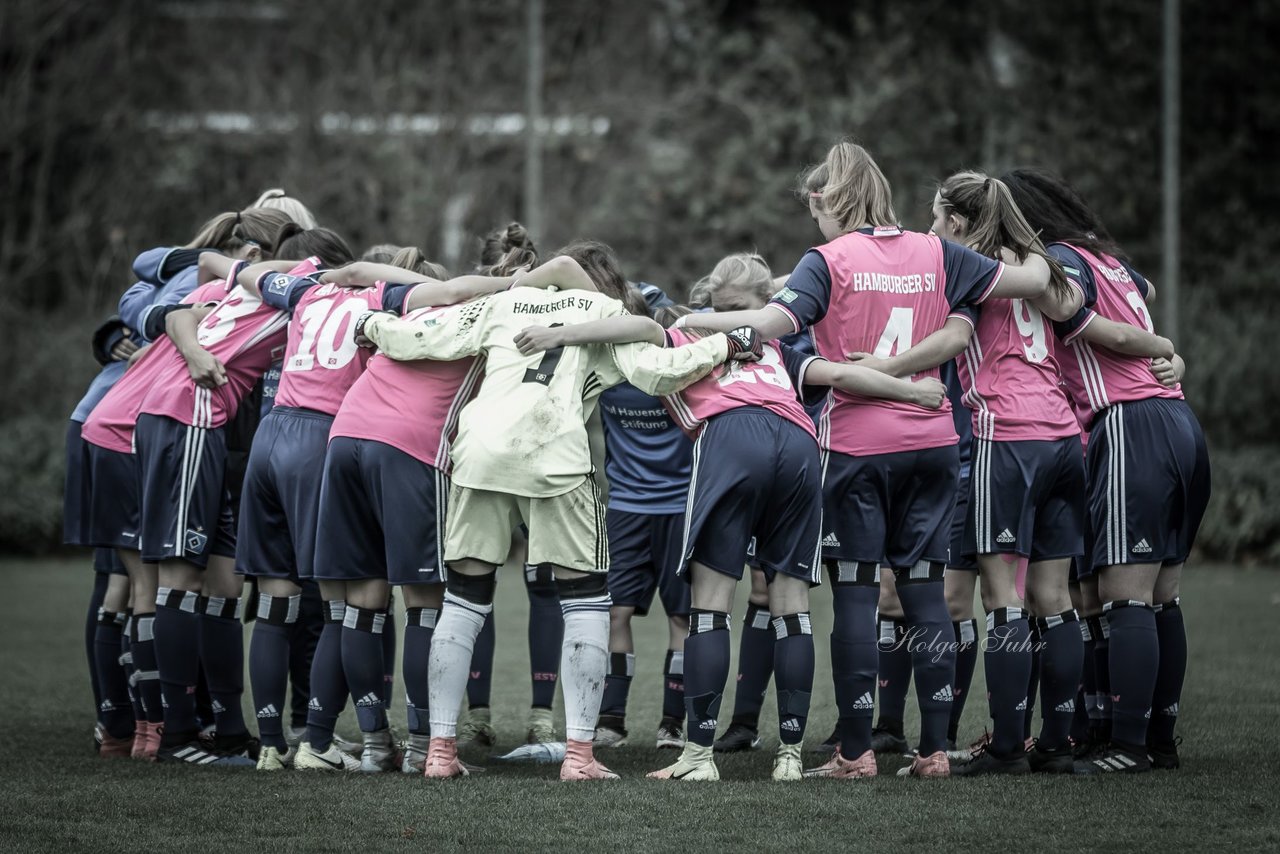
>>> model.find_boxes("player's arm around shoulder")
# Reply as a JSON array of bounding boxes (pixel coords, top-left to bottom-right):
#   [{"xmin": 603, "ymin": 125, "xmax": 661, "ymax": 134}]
[
  {"xmin": 360, "ymin": 296, "xmax": 493, "ymax": 362},
  {"xmin": 607, "ymin": 332, "xmax": 734, "ymax": 396}
]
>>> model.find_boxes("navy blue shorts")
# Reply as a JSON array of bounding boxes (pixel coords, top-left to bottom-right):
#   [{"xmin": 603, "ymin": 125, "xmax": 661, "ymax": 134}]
[
  {"xmin": 821, "ymin": 444, "xmax": 958, "ymax": 569},
  {"xmin": 313, "ymin": 436, "xmax": 447, "ymax": 586},
  {"xmin": 63, "ymin": 420, "xmax": 93, "ymax": 546},
  {"xmin": 1084, "ymin": 398, "xmax": 1211, "ymax": 574},
  {"xmin": 74, "ymin": 440, "xmax": 143, "ymax": 552},
  {"xmin": 134, "ymin": 413, "xmax": 237, "ymax": 567},
  {"xmin": 681, "ymin": 408, "xmax": 823, "ymax": 585},
  {"xmin": 947, "ymin": 469, "xmax": 977, "ymax": 571},
  {"xmin": 236, "ymin": 407, "xmax": 332, "ymax": 582},
  {"xmin": 964, "ymin": 436, "xmax": 1085, "ymax": 561},
  {"xmin": 607, "ymin": 509, "xmax": 689, "ymax": 616}
]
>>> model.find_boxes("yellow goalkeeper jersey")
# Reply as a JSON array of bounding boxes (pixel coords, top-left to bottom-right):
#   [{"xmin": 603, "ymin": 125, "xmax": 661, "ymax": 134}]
[{"xmin": 362, "ymin": 287, "xmax": 728, "ymax": 497}]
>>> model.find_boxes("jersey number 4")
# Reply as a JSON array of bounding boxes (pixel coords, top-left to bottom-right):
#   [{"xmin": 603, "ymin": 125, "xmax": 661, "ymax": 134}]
[{"xmin": 523, "ymin": 324, "xmax": 565, "ymax": 386}]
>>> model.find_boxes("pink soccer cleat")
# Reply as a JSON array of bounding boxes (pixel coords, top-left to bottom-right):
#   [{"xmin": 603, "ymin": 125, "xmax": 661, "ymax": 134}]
[
  {"xmin": 803, "ymin": 748, "xmax": 878, "ymax": 779},
  {"xmin": 100, "ymin": 730, "xmax": 133, "ymax": 759},
  {"xmin": 423, "ymin": 737, "xmax": 469, "ymax": 779},
  {"xmin": 907, "ymin": 750, "xmax": 951, "ymax": 778},
  {"xmin": 130, "ymin": 721, "xmax": 149, "ymax": 759},
  {"xmin": 561, "ymin": 739, "xmax": 619, "ymax": 781}
]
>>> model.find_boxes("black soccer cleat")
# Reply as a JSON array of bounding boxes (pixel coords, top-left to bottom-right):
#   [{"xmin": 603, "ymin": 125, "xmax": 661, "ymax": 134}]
[
  {"xmin": 869, "ymin": 724, "xmax": 909, "ymax": 756},
  {"xmin": 1074, "ymin": 742, "xmax": 1152, "ymax": 775},
  {"xmin": 157, "ymin": 739, "xmax": 255, "ymax": 767},
  {"xmin": 1027, "ymin": 743, "xmax": 1075, "ymax": 774},
  {"xmin": 214, "ymin": 732, "xmax": 261, "ymax": 762},
  {"xmin": 1147, "ymin": 737, "xmax": 1181, "ymax": 770},
  {"xmin": 952, "ymin": 744, "xmax": 1031, "ymax": 776},
  {"xmin": 713, "ymin": 722, "xmax": 762, "ymax": 753}
]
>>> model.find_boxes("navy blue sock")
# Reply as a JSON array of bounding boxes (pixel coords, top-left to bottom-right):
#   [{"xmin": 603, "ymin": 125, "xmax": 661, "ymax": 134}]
[
  {"xmin": 403, "ymin": 607, "xmax": 438, "ymax": 735},
  {"xmin": 1074, "ymin": 617, "xmax": 1096, "ymax": 743},
  {"xmin": 86, "ymin": 569, "xmax": 109, "ymax": 720},
  {"xmin": 288, "ymin": 583, "xmax": 322, "ymax": 729},
  {"xmin": 248, "ymin": 594, "xmax": 299, "ymax": 751},
  {"xmin": 132, "ymin": 614, "xmax": 164, "ymax": 725},
  {"xmin": 772, "ymin": 612, "xmax": 814, "ymax": 744},
  {"xmin": 948, "ymin": 619, "xmax": 979, "ymax": 742},
  {"xmin": 343, "ymin": 606, "xmax": 389, "ymax": 732},
  {"xmin": 380, "ymin": 609, "xmax": 397, "ymax": 711},
  {"xmin": 1149, "ymin": 599, "xmax": 1186, "ymax": 748},
  {"xmin": 896, "ymin": 573, "xmax": 955, "ymax": 757},
  {"xmin": 306, "ymin": 601, "xmax": 348, "ymax": 751},
  {"xmin": 831, "ymin": 563, "xmax": 879, "ymax": 760},
  {"xmin": 1105, "ymin": 600, "xmax": 1158, "ymax": 748},
  {"xmin": 467, "ymin": 609, "xmax": 496, "ymax": 710},
  {"xmin": 875, "ymin": 618, "xmax": 911, "ymax": 732},
  {"xmin": 1035, "ymin": 611, "xmax": 1084, "ymax": 751},
  {"xmin": 729, "ymin": 603, "xmax": 774, "ymax": 727},
  {"xmin": 1024, "ymin": 623, "xmax": 1041, "ymax": 741},
  {"xmin": 684, "ymin": 609, "xmax": 731, "ymax": 747},
  {"xmin": 154, "ymin": 588, "xmax": 202, "ymax": 742},
  {"xmin": 1091, "ymin": 615, "xmax": 1112, "ymax": 735},
  {"xmin": 94, "ymin": 610, "xmax": 134, "ymax": 738},
  {"xmin": 663, "ymin": 650, "xmax": 685, "ymax": 721},
  {"xmin": 600, "ymin": 652, "xmax": 634, "ymax": 719},
  {"xmin": 984, "ymin": 606, "xmax": 1031, "ymax": 757},
  {"xmin": 526, "ymin": 566, "xmax": 563, "ymax": 709},
  {"xmin": 200, "ymin": 596, "xmax": 248, "ymax": 737}
]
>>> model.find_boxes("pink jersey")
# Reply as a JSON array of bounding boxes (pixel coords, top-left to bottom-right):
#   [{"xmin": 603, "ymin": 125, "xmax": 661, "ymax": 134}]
[
  {"xmin": 137, "ymin": 259, "xmax": 319, "ymax": 428},
  {"xmin": 81, "ymin": 278, "xmax": 236, "ymax": 453},
  {"xmin": 661, "ymin": 329, "xmax": 818, "ymax": 440},
  {"xmin": 1055, "ymin": 246, "xmax": 1182, "ymax": 428},
  {"xmin": 274, "ymin": 282, "xmax": 388, "ymax": 415},
  {"xmin": 328, "ymin": 304, "xmax": 484, "ymax": 471},
  {"xmin": 957, "ymin": 299, "xmax": 1078, "ymax": 441},
  {"xmin": 807, "ymin": 229, "xmax": 1000, "ymax": 457}
]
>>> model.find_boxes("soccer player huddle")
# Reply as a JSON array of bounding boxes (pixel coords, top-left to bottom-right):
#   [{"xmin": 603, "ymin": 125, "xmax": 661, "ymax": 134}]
[{"xmin": 66, "ymin": 143, "xmax": 1209, "ymax": 783}]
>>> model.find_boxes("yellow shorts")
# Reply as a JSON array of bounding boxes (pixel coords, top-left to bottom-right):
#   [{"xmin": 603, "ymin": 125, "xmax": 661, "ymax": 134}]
[{"xmin": 444, "ymin": 478, "xmax": 609, "ymax": 573}]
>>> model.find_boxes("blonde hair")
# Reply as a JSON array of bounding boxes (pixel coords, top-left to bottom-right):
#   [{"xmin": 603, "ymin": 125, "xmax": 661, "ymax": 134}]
[
  {"xmin": 803, "ymin": 142, "xmax": 897, "ymax": 232},
  {"xmin": 937, "ymin": 170, "xmax": 1072, "ymax": 305},
  {"xmin": 252, "ymin": 189, "xmax": 318, "ymax": 230},
  {"xmin": 696, "ymin": 253, "xmax": 774, "ymax": 306},
  {"xmin": 184, "ymin": 208, "xmax": 293, "ymax": 256},
  {"xmin": 389, "ymin": 246, "xmax": 449, "ymax": 280}
]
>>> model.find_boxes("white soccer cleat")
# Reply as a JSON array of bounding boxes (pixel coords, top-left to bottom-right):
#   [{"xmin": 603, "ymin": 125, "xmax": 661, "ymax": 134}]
[
  {"xmin": 359, "ymin": 728, "xmax": 399, "ymax": 773},
  {"xmin": 256, "ymin": 745, "xmax": 293, "ymax": 771},
  {"xmin": 647, "ymin": 743, "xmax": 720, "ymax": 781},
  {"xmin": 655, "ymin": 718, "xmax": 685, "ymax": 750},
  {"xmin": 527, "ymin": 707, "xmax": 557, "ymax": 744},
  {"xmin": 593, "ymin": 724, "xmax": 628, "ymax": 748},
  {"xmin": 402, "ymin": 734, "xmax": 430, "ymax": 774},
  {"xmin": 285, "ymin": 726, "xmax": 306, "ymax": 751},
  {"xmin": 332, "ymin": 733, "xmax": 363, "ymax": 757},
  {"xmin": 772, "ymin": 743, "xmax": 804, "ymax": 781},
  {"xmin": 294, "ymin": 741, "xmax": 361, "ymax": 772}
]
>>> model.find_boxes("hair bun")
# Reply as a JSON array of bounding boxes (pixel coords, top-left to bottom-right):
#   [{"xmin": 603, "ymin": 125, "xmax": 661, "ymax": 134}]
[
  {"xmin": 502, "ymin": 222, "xmax": 533, "ymax": 251},
  {"xmin": 274, "ymin": 221, "xmax": 306, "ymax": 248}
]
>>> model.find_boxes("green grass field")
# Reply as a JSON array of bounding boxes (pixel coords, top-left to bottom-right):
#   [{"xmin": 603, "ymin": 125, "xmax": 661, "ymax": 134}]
[{"xmin": 2, "ymin": 559, "xmax": 1279, "ymax": 852}]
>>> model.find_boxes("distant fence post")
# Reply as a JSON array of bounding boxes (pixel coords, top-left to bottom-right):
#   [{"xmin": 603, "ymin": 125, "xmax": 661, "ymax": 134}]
[
  {"xmin": 1162, "ymin": 0, "xmax": 1180, "ymax": 343},
  {"xmin": 525, "ymin": 0, "xmax": 545, "ymax": 241}
]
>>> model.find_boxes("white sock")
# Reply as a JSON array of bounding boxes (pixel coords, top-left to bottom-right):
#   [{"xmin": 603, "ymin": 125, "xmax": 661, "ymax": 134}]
[
  {"xmin": 559, "ymin": 597, "xmax": 611, "ymax": 742},
  {"xmin": 428, "ymin": 592, "xmax": 491, "ymax": 738}
]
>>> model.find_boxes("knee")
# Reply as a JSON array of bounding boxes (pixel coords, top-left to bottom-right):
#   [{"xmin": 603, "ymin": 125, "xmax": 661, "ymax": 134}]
[{"xmin": 446, "ymin": 571, "xmax": 498, "ymax": 607}]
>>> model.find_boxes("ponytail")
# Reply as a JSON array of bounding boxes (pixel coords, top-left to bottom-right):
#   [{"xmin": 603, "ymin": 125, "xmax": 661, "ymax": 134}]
[
  {"xmin": 185, "ymin": 208, "xmax": 293, "ymax": 257},
  {"xmin": 812, "ymin": 142, "xmax": 898, "ymax": 232},
  {"xmin": 275, "ymin": 225, "xmax": 355, "ymax": 269},
  {"xmin": 938, "ymin": 171, "xmax": 1073, "ymax": 306},
  {"xmin": 389, "ymin": 246, "xmax": 449, "ymax": 280}
]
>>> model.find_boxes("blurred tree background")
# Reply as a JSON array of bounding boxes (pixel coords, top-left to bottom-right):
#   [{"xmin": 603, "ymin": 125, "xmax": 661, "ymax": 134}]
[{"xmin": 1, "ymin": 0, "xmax": 1276, "ymax": 558}]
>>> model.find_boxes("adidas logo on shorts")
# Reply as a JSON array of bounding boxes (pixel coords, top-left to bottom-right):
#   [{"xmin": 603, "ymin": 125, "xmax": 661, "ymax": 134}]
[
  {"xmin": 1131, "ymin": 539, "xmax": 1152, "ymax": 554},
  {"xmin": 1055, "ymin": 699, "xmax": 1076, "ymax": 713},
  {"xmin": 852, "ymin": 692, "xmax": 875, "ymax": 710},
  {"xmin": 256, "ymin": 704, "xmax": 279, "ymax": 719},
  {"xmin": 1015, "ymin": 697, "xmax": 1028, "ymax": 711},
  {"xmin": 932, "ymin": 685, "xmax": 954, "ymax": 702},
  {"xmin": 996, "ymin": 529, "xmax": 1016, "ymax": 545},
  {"xmin": 308, "ymin": 697, "xmax": 323, "ymax": 712},
  {"xmin": 821, "ymin": 532, "xmax": 841, "ymax": 548},
  {"xmin": 355, "ymin": 692, "xmax": 382, "ymax": 708}
]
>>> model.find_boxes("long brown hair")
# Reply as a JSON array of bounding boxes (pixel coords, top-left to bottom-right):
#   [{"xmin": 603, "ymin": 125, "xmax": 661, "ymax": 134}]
[
  {"xmin": 185, "ymin": 208, "xmax": 293, "ymax": 256},
  {"xmin": 937, "ymin": 171, "xmax": 1072, "ymax": 305},
  {"xmin": 802, "ymin": 142, "xmax": 898, "ymax": 232},
  {"xmin": 389, "ymin": 246, "xmax": 449, "ymax": 280}
]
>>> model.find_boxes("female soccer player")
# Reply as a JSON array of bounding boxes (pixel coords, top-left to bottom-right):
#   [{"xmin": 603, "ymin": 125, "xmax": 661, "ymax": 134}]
[
  {"xmin": 132, "ymin": 226, "xmax": 352, "ymax": 765},
  {"xmin": 850, "ymin": 172, "xmax": 1088, "ymax": 774},
  {"xmin": 359, "ymin": 244, "xmax": 750, "ymax": 782},
  {"xmin": 516, "ymin": 298, "xmax": 947, "ymax": 783},
  {"xmin": 1004, "ymin": 167, "xmax": 1210, "ymax": 774},
  {"xmin": 74, "ymin": 207, "xmax": 295, "ymax": 759},
  {"xmin": 294, "ymin": 246, "xmax": 555, "ymax": 774},
  {"xmin": 681, "ymin": 141, "xmax": 1057, "ymax": 779}
]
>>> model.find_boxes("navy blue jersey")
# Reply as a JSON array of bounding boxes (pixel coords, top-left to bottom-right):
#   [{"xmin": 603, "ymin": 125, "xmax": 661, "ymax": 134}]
[
  {"xmin": 636, "ymin": 282, "xmax": 676, "ymax": 312},
  {"xmin": 1047, "ymin": 243, "xmax": 1149, "ymax": 339},
  {"xmin": 598, "ymin": 382, "xmax": 692, "ymax": 515},
  {"xmin": 941, "ymin": 360, "xmax": 972, "ymax": 475}
]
